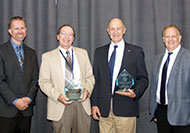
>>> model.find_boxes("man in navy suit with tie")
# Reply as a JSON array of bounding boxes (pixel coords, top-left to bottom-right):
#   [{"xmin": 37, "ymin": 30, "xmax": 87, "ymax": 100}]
[
  {"xmin": 0, "ymin": 16, "xmax": 38, "ymax": 133},
  {"xmin": 91, "ymin": 18, "xmax": 148, "ymax": 133},
  {"xmin": 149, "ymin": 25, "xmax": 190, "ymax": 133}
]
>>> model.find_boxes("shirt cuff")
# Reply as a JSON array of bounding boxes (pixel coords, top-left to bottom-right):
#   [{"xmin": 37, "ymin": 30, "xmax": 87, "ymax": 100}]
[
  {"xmin": 12, "ymin": 98, "xmax": 18, "ymax": 105},
  {"xmin": 28, "ymin": 97, "xmax": 32, "ymax": 103}
]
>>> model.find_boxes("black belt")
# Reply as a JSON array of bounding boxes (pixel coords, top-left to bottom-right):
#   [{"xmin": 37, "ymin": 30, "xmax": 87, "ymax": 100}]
[{"xmin": 158, "ymin": 103, "xmax": 167, "ymax": 108}]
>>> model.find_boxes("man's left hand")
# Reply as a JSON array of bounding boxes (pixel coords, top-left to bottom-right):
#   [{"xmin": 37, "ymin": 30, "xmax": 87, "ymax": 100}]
[
  {"xmin": 78, "ymin": 89, "xmax": 89, "ymax": 102},
  {"xmin": 22, "ymin": 97, "xmax": 31, "ymax": 105},
  {"xmin": 115, "ymin": 89, "xmax": 136, "ymax": 98}
]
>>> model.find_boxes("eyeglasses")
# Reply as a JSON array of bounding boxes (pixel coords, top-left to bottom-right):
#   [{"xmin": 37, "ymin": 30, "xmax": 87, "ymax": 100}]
[{"xmin": 60, "ymin": 32, "xmax": 73, "ymax": 37}]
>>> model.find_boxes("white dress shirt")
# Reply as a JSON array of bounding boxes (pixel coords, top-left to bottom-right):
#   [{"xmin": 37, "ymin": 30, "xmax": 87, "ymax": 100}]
[
  {"xmin": 59, "ymin": 46, "xmax": 81, "ymax": 83},
  {"xmin": 156, "ymin": 45, "xmax": 181, "ymax": 104},
  {"xmin": 108, "ymin": 39, "xmax": 125, "ymax": 94}
]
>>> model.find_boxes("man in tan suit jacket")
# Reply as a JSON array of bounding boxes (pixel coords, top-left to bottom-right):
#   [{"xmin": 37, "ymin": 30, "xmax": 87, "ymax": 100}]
[{"xmin": 39, "ymin": 24, "xmax": 94, "ymax": 133}]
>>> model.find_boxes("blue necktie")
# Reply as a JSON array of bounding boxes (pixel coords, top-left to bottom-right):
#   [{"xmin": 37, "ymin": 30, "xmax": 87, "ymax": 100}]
[
  {"xmin": 160, "ymin": 52, "xmax": 173, "ymax": 105},
  {"xmin": 16, "ymin": 46, "xmax": 24, "ymax": 71},
  {"xmin": 109, "ymin": 45, "xmax": 118, "ymax": 94}
]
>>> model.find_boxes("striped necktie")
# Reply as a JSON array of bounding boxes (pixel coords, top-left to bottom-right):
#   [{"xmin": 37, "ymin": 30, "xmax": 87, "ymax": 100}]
[
  {"xmin": 16, "ymin": 46, "xmax": 24, "ymax": 71},
  {"xmin": 65, "ymin": 50, "xmax": 73, "ymax": 84}
]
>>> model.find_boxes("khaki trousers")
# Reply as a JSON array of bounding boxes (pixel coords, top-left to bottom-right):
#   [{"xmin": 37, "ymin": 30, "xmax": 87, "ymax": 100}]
[
  {"xmin": 99, "ymin": 100, "xmax": 136, "ymax": 133},
  {"xmin": 53, "ymin": 101, "xmax": 90, "ymax": 133}
]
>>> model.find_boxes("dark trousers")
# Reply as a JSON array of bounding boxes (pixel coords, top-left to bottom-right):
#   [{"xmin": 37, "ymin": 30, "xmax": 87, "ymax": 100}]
[
  {"xmin": 0, "ymin": 111, "xmax": 31, "ymax": 133},
  {"xmin": 156, "ymin": 104, "xmax": 190, "ymax": 133}
]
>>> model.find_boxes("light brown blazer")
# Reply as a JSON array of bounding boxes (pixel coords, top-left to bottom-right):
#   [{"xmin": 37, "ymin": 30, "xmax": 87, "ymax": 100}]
[{"xmin": 39, "ymin": 46, "xmax": 94, "ymax": 121}]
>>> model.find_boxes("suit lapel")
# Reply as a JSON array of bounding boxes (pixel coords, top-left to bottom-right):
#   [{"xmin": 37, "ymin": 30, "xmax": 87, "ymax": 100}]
[
  {"xmin": 73, "ymin": 47, "xmax": 83, "ymax": 83},
  {"xmin": 23, "ymin": 44, "xmax": 29, "ymax": 73},
  {"xmin": 168, "ymin": 47, "xmax": 184, "ymax": 80},
  {"xmin": 7, "ymin": 42, "xmax": 22, "ymax": 72},
  {"xmin": 120, "ymin": 43, "xmax": 130, "ymax": 72},
  {"xmin": 105, "ymin": 45, "xmax": 110, "ymax": 70},
  {"xmin": 103, "ymin": 45, "xmax": 110, "ymax": 80},
  {"xmin": 154, "ymin": 53, "xmax": 165, "ymax": 84},
  {"xmin": 55, "ymin": 48, "xmax": 64, "ymax": 87},
  {"xmin": 119, "ymin": 43, "xmax": 137, "ymax": 74}
]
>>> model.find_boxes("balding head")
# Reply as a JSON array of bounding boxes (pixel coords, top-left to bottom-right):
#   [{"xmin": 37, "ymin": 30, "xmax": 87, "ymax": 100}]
[{"xmin": 107, "ymin": 18, "xmax": 126, "ymax": 44}]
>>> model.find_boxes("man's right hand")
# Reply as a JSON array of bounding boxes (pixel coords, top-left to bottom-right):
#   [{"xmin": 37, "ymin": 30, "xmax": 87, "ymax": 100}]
[
  {"xmin": 14, "ymin": 98, "xmax": 28, "ymax": 110},
  {"xmin": 92, "ymin": 106, "xmax": 101, "ymax": 120},
  {"xmin": 58, "ymin": 94, "xmax": 73, "ymax": 105},
  {"xmin": 153, "ymin": 118, "xmax": 157, "ymax": 123}
]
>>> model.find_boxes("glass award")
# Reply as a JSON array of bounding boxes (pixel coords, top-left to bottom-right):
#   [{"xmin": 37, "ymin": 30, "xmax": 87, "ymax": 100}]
[
  {"xmin": 64, "ymin": 69, "xmax": 83, "ymax": 101},
  {"xmin": 116, "ymin": 69, "xmax": 134, "ymax": 92}
]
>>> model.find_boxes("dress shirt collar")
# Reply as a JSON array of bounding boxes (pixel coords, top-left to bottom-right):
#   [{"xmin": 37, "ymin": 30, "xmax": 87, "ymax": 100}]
[
  {"xmin": 164, "ymin": 44, "xmax": 181, "ymax": 57},
  {"xmin": 10, "ymin": 39, "xmax": 23, "ymax": 50},
  {"xmin": 59, "ymin": 46, "xmax": 73, "ymax": 56},
  {"xmin": 110, "ymin": 39, "xmax": 125, "ymax": 48}
]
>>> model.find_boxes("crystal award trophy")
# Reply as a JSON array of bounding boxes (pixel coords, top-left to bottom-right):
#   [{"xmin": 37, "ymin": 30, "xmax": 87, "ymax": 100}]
[
  {"xmin": 64, "ymin": 69, "xmax": 83, "ymax": 101},
  {"xmin": 116, "ymin": 69, "xmax": 134, "ymax": 92}
]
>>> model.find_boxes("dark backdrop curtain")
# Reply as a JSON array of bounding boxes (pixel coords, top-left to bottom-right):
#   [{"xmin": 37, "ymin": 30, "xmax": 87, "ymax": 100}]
[{"xmin": 1, "ymin": 0, "xmax": 190, "ymax": 133}]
